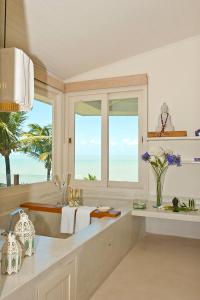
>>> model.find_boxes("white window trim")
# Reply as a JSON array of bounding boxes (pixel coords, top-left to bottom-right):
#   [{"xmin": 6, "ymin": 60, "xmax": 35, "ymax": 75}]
[
  {"xmin": 31, "ymin": 81, "xmax": 64, "ymax": 183},
  {"xmin": 65, "ymin": 85, "xmax": 148, "ymax": 192},
  {"xmin": 0, "ymin": 81, "xmax": 64, "ymax": 192}
]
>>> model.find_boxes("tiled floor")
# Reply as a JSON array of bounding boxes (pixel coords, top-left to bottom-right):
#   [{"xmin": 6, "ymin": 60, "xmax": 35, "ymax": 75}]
[{"xmin": 90, "ymin": 234, "xmax": 200, "ymax": 300}]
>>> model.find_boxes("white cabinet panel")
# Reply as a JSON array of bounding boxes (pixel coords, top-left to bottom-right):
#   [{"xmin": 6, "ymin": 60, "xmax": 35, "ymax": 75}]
[{"xmin": 37, "ymin": 259, "xmax": 76, "ymax": 300}]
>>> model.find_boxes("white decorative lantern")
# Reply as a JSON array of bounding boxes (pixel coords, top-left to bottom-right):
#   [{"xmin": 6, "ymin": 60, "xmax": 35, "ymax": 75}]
[
  {"xmin": 14, "ymin": 211, "xmax": 35, "ymax": 256},
  {"xmin": 1, "ymin": 232, "xmax": 22, "ymax": 275}
]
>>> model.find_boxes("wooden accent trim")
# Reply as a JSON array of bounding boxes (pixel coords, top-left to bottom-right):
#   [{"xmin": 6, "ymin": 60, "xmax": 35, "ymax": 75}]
[
  {"xmin": 21, "ymin": 202, "xmax": 61, "ymax": 214},
  {"xmin": 0, "ymin": 102, "xmax": 19, "ymax": 112},
  {"xmin": 64, "ymin": 74, "xmax": 148, "ymax": 93},
  {"xmin": 148, "ymin": 131, "xmax": 187, "ymax": 138},
  {"xmin": 20, "ymin": 202, "xmax": 121, "ymax": 218},
  {"xmin": 34, "ymin": 64, "xmax": 65, "ymax": 92},
  {"xmin": 91, "ymin": 209, "xmax": 121, "ymax": 218}
]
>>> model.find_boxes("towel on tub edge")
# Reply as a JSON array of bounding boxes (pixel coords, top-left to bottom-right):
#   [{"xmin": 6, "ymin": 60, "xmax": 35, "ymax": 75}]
[
  {"xmin": 60, "ymin": 206, "xmax": 77, "ymax": 234},
  {"xmin": 75, "ymin": 206, "xmax": 96, "ymax": 233}
]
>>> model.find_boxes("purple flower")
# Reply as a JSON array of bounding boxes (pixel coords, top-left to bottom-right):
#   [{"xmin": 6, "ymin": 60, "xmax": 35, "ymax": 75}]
[
  {"xmin": 175, "ymin": 155, "xmax": 181, "ymax": 166},
  {"xmin": 166, "ymin": 154, "xmax": 181, "ymax": 166},
  {"xmin": 166, "ymin": 154, "xmax": 176, "ymax": 165},
  {"xmin": 142, "ymin": 152, "xmax": 150, "ymax": 161}
]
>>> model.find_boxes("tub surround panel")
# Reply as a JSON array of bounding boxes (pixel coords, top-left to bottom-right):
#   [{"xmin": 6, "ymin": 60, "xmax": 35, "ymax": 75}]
[
  {"xmin": 76, "ymin": 213, "xmax": 144, "ymax": 300},
  {"xmin": 0, "ymin": 210, "xmax": 143, "ymax": 300}
]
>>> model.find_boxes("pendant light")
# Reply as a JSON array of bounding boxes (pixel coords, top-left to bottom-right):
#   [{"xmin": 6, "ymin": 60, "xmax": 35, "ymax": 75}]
[{"xmin": 0, "ymin": 0, "xmax": 34, "ymax": 112}]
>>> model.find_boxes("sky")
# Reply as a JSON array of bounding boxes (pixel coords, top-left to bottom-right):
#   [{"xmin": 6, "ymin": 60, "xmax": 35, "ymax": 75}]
[
  {"xmin": 0, "ymin": 100, "xmax": 52, "ymax": 180},
  {"xmin": 23, "ymin": 99, "xmax": 52, "ymax": 130},
  {"xmin": 75, "ymin": 115, "xmax": 138, "ymax": 157}
]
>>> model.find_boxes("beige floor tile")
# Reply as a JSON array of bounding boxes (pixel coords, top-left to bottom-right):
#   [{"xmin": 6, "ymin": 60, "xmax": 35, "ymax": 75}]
[{"xmin": 90, "ymin": 234, "xmax": 200, "ymax": 300}]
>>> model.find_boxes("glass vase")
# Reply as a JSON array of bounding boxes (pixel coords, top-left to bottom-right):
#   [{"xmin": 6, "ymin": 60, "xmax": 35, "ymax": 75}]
[{"xmin": 152, "ymin": 170, "xmax": 166, "ymax": 208}]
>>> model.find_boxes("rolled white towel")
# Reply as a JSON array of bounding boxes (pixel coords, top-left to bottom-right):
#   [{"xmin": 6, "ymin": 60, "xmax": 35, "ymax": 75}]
[
  {"xmin": 60, "ymin": 206, "xmax": 77, "ymax": 234},
  {"xmin": 75, "ymin": 206, "xmax": 96, "ymax": 233}
]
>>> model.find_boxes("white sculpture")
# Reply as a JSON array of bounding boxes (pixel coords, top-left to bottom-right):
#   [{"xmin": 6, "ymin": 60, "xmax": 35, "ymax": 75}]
[{"xmin": 156, "ymin": 103, "xmax": 174, "ymax": 133}]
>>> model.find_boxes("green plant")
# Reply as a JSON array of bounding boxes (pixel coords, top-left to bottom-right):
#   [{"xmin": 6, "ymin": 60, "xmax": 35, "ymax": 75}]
[
  {"xmin": 84, "ymin": 173, "xmax": 97, "ymax": 181},
  {"xmin": 0, "ymin": 112, "xmax": 27, "ymax": 186},
  {"xmin": 20, "ymin": 124, "xmax": 52, "ymax": 181}
]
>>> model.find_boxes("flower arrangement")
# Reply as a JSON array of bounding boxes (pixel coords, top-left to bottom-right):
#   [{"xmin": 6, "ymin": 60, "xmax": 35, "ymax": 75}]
[{"xmin": 142, "ymin": 148, "xmax": 181, "ymax": 207}]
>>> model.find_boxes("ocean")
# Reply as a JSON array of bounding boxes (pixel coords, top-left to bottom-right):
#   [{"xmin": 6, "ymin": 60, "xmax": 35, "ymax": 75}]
[
  {"xmin": 75, "ymin": 155, "xmax": 138, "ymax": 182},
  {"xmin": 0, "ymin": 153, "xmax": 49, "ymax": 185},
  {"xmin": 0, "ymin": 154, "xmax": 138, "ymax": 185}
]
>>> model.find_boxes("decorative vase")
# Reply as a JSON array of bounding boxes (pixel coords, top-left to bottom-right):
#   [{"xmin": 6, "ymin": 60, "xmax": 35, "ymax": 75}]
[
  {"xmin": 68, "ymin": 188, "xmax": 82, "ymax": 207},
  {"xmin": 1, "ymin": 232, "xmax": 23, "ymax": 275},
  {"xmin": 14, "ymin": 210, "xmax": 35, "ymax": 257},
  {"xmin": 153, "ymin": 170, "xmax": 167, "ymax": 208}
]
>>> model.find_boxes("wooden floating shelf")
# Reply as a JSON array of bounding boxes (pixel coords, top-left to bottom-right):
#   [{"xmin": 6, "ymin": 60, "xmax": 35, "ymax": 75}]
[
  {"xmin": 20, "ymin": 202, "xmax": 121, "ymax": 219},
  {"xmin": 148, "ymin": 130, "xmax": 187, "ymax": 138}
]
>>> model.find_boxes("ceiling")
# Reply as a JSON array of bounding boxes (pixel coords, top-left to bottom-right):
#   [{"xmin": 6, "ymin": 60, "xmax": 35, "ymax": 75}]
[{"xmin": 4, "ymin": 0, "xmax": 200, "ymax": 80}]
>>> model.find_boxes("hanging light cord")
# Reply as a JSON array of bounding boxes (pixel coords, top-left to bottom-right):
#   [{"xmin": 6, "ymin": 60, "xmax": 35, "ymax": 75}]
[{"xmin": 4, "ymin": 0, "xmax": 7, "ymax": 48}]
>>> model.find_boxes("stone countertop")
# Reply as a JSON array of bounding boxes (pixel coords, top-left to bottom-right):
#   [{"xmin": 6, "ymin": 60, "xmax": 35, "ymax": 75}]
[{"xmin": 0, "ymin": 209, "xmax": 128, "ymax": 299}]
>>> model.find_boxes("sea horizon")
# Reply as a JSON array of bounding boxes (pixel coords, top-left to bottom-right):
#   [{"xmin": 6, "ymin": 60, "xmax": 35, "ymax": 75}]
[{"xmin": 0, "ymin": 154, "xmax": 138, "ymax": 185}]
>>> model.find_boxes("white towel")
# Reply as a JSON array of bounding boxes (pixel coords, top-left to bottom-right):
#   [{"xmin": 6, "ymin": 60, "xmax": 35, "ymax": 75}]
[
  {"xmin": 75, "ymin": 206, "xmax": 96, "ymax": 233},
  {"xmin": 60, "ymin": 206, "xmax": 77, "ymax": 234}
]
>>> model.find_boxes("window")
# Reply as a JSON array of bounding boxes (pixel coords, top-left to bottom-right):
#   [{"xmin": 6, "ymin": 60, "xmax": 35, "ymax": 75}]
[
  {"xmin": 68, "ymin": 88, "xmax": 146, "ymax": 189},
  {"xmin": 75, "ymin": 100, "xmax": 102, "ymax": 181},
  {"xmin": 109, "ymin": 96, "xmax": 138, "ymax": 182},
  {"xmin": 0, "ymin": 99, "xmax": 53, "ymax": 187}
]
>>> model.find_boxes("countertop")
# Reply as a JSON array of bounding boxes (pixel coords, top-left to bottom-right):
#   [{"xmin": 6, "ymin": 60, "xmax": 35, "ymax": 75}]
[{"xmin": 132, "ymin": 203, "xmax": 200, "ymax": 222}]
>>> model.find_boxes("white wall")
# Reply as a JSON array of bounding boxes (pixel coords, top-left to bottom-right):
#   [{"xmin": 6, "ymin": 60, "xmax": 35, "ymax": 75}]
[
  {"xmin": 67, "ymin": 34, "xmax": 200, "ymax": 135},
  {"xmin": 67, "ymin": 35, "xmax": 200, "ymax": 238}
]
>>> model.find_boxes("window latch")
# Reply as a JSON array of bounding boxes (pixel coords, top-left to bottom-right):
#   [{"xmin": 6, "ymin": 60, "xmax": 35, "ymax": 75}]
[{"xmin": 68, "ymin": 138, "xmax": 72, "ymax": 144}]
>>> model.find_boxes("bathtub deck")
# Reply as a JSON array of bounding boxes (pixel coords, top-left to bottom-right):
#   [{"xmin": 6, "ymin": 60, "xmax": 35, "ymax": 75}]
[{"xmin": 90, "ymin": 234, "xmax": 200, "ymax": 300}]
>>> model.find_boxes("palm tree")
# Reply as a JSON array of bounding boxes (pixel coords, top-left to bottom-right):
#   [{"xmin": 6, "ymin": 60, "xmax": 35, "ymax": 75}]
[
  {"xmin": 0, "ymin": 112, "xmax": 27, "ymax": 186},
  {"xmin": 20, "ymin": 124, "xmax": 52, "ymax": 181}
]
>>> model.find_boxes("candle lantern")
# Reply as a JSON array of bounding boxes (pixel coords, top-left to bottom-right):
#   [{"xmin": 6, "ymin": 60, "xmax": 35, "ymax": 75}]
[
  {"xmin": 1, "ymin": 232, "xmax": 22, "ymax": 275},
  {"xmin": 14, "ymin": 210, "xmax": 35, "ymax": 256}
]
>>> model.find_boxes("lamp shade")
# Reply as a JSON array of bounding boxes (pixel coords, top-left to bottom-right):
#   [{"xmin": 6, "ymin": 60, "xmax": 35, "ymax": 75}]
[{"xmin": 0, "ymin": 47, "xmax": 34, "ymax": 112}]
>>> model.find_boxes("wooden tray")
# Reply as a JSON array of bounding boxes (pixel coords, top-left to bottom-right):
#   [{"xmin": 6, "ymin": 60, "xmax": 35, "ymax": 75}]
[
  {"xmin": 148, "ymin": 130, "xmax": 187, "ymax": 138},
  {"xmin": 20, "ymin": 202, "xmax": 121, "ymax": 219}
]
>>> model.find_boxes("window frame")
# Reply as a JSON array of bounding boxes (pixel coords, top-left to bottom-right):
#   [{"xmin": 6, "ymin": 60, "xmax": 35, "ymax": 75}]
[
  {"xmin": 35, "ymin": 81, "xmax": 64, "ymax": 182},
  {"xmin": 0, "ymin": 80, "xmax": 64, "ymax": 189},
  {"xmin": 66, "ymin": 85, "xmax": 148, "ymax": 191}
]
